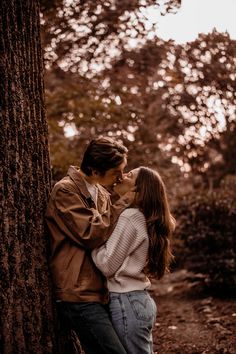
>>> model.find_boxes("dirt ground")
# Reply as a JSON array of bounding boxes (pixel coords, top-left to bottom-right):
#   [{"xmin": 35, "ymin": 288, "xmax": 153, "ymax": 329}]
[{"xmin": 150, "ymin": 269, "xmax": 236, "ymax": 354}]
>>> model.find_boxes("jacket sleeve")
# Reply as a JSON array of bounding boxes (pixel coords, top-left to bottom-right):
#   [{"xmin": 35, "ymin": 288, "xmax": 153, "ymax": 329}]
[
  {"xmin": 51, "ymin": 187, "xmax": 131, "ymax": 249},
  {"xmin": 91, "ymin": 215, "xmax": 142, "ymax": 277}
]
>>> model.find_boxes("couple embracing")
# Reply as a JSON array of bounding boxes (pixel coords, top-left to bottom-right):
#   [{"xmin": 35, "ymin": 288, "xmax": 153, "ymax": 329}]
[{"xmin": 46, "ymin": 137, "xmax": 174, "ymax": 354}]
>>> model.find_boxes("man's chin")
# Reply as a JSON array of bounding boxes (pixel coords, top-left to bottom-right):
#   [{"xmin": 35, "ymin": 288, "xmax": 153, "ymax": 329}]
[
  {"xmin": 102, "ymin": 182, "xmax": 121, "ymax": 195},
  {"xmin": 101, "ymin": 183, "xmax": 114, "ymax": 193}
]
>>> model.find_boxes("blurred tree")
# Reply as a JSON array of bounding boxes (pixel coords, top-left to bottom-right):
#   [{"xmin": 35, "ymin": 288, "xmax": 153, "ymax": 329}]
[
  {"xmin": 42, "ymin": 2, "xmax": 235, "ymax": 189},
  {"xmin": 45, "ymin": 66, "xmax": 136, "ymax": 180},
  {"xmin": 40, "ymin": 0, "xmax": 181, "ymax": 72},
  {"xmin": 40, "ymin": 1, "xmax": 236, "ymax": 302},
  {"xmin": 159, "ymin": 31, "xmax": 236, "ymax": 186},
  {"xmin": 0, "ymin": 0, "xmax": 55, "ymax": 352},
  {"xmin": 42, "ymin": 1, "xmax": 182, "ymax": 181},
  {"xmin": 105, "ymin": 31, "xmax": 236, "ymax": 186}
]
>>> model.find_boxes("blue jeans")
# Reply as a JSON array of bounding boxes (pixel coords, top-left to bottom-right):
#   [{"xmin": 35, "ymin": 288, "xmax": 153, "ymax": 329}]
[
  {"xmin": 109, "ymin": 291, "xmax": 157, "ymax": 354},
  {"xmin": 57, "ymin": 301, "xmax": 127, "ymax": 354}
]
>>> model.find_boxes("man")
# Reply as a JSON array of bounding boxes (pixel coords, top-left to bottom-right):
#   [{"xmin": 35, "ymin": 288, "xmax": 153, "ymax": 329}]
[{"xmin": 46, "ymin": 137, "xmax": 132, "ymax": 354}]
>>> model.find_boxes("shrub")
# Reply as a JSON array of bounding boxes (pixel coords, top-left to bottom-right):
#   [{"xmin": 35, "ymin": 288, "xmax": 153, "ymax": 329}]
[{"xmin": 173, "ymin": 175, "xmax": 236, "ymax": 296}]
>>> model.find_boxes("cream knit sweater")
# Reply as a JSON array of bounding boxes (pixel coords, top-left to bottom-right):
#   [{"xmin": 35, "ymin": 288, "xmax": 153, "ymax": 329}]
[{"xmin": 91, "ymin": 208, "xmax": 151, "ymax": 292}]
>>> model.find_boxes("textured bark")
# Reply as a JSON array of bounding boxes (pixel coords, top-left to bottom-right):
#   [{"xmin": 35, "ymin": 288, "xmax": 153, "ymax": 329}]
[{"xmin": 0, "ymin": 1, "xmax": 56, "ymax": 353}]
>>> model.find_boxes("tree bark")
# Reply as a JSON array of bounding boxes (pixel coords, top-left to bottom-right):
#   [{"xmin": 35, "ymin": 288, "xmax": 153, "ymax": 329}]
[{"xmin": 0, "ymin": 1, "xmax": 56, "ymax": 352}]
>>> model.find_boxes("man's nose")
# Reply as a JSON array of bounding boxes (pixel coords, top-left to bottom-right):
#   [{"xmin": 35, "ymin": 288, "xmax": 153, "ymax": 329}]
[
  {"xmin": 116, "ymin": 176, "xmax": 122, "ymax": 183},
  {"xmin": 117, "ymin": 173, "xmax": 124, "ymax": 182}
]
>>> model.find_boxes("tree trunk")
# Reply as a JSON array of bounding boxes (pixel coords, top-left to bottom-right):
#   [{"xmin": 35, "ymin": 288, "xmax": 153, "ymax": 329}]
[{"xmin": 0, "ymin": 1, "xmax": 56, "ymax": 352}]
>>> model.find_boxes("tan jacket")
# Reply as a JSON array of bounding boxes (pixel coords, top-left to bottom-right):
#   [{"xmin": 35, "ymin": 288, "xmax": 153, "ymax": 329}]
[{"xmin": 46, "ymin": 166, "xmax": 130, "ymax": 303}]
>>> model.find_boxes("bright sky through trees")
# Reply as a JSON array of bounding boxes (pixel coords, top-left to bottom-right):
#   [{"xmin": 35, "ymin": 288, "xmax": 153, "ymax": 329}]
[
  {"xmin": 148, "ymin": 0, "xmax": 236, "ymax": 43},
  {"xmin": 62, "ymin": 0, "xmax": 236, "ymax": 139}
]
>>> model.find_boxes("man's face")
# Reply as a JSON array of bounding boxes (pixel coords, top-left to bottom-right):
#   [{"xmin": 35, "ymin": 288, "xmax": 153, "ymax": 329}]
[
  {"xmin": 114, "ymin": 168, "xmax": 140, "ymax": 196},
  {"xmin": 96, "ymin": 157, "xmax": 127, "ymax": 187}
]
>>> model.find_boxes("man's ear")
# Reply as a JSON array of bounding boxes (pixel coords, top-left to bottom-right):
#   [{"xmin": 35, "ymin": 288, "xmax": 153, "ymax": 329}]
[{"xmin": 91, "ymin": 169, "xmax": 99, "ymax": 176}]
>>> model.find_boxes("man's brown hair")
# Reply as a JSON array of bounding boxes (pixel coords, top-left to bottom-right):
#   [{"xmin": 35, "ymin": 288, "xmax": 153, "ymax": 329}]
[{"xmin": 80, "ymin": 137, "xmax": 128, "ymax": 176}]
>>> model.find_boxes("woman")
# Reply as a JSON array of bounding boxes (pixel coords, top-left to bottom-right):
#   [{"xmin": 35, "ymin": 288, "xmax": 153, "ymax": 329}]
[{"xmin": 92, "ymin": 166, "xmax": 175, "ymax": 354}]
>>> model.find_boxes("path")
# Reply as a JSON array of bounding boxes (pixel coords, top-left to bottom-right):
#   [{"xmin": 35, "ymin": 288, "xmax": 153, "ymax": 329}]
[{"xmin": 150, "ymin": 270, "xmax": 236, "ymax": 354}]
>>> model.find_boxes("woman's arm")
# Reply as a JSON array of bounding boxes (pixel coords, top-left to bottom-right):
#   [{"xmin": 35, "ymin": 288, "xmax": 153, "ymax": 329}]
[{"xmin": 92, "ymin": 213, "xmax": 144, "ymax": 277}]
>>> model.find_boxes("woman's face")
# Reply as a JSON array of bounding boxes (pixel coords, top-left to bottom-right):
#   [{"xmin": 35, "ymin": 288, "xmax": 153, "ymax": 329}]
[{"xmin": 114, "ymin": 168, "xmax": 140, "ymax": 196}]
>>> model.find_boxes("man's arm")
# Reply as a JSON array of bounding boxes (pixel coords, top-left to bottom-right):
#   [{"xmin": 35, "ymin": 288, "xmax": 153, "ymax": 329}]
[{"xmin": 48, "ymin": 187, "xmax": 133, "ymax": 249}]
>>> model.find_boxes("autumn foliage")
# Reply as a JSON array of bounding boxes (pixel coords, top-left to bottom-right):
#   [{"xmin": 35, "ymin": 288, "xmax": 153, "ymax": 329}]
[{"xmin": 41, "ymin": 1, "xmax": 236, "ymax": 295}]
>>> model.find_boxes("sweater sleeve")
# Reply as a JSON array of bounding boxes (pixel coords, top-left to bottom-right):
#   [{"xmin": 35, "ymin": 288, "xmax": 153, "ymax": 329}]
[{"xmin": 91, "ymin": 214, "xmax": 140, "ymax": 277}]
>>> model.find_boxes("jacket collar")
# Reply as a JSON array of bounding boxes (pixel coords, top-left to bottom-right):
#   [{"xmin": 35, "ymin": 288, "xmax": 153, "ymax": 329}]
[
  {"xmin": 67, "ymin": 166, "xmax": 91, "ymax": 200},
  {"xmin": 67, "ymin": 166, "xmax": 109, "ymax": 205}
]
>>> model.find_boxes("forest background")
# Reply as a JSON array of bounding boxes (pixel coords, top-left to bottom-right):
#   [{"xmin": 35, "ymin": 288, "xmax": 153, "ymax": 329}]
[
  {"xmin": 0, "ymin": 0, "xmax": 235, "ymax": 353},
  {"xmin": 42, "ymin": 0, "xmax": 236, "ymax": 296}
]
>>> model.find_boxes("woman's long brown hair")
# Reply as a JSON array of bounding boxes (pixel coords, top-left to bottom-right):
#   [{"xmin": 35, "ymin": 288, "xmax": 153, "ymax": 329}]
[{"xmin": 135, "ymin": 167, "xmax": 175, "ymax": 279}]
